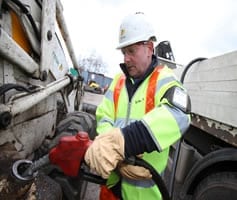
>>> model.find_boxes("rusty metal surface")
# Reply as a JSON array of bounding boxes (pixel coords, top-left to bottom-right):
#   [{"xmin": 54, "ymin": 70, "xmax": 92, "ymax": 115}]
[
  {"xmin": 191, "ymin": 114, "xmax": 237, "ymax": 147},
  {"xmin": 0, "ymin": 157, "xmax": 62, "ymax": 200}
]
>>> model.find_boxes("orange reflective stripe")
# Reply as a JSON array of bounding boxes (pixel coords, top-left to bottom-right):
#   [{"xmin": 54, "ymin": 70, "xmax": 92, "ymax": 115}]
[
  {"xmin": 114, "ymin": 75, "xmax": 125, "ymax": 116},
  {"xmin": 146, "ymin": 66, "xmax": 164, "ymax": 113},
  {"xmin": 113, "ymin": 66, "xmax": 163, "ymax": 116}
]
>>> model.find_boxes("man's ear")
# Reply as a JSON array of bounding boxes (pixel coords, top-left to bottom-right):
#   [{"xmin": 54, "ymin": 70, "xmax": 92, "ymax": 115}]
[{"xmin": 147, "ymin": 41, "xmax": 154, "ymax": 54}]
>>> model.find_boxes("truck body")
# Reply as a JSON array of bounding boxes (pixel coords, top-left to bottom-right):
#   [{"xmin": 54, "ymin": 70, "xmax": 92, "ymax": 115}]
[
  {"xmin": 82, "ymin": 70, "xmax": 112, "ymax": 94},
  {"xmin": 166, "ymin": 51, "xmax": 237, "ymax": 200},
  {"xmin": 155, "ymin": 41, "xmax": 237, "ymax": 199},
  {"xmin": 81, "ymin": 70, "xmax": 112, "ymax": 89}
]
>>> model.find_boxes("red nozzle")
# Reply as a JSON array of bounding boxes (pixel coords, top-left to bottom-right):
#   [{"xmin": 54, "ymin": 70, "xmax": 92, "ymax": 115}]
[{"xmin": 49, "ymin": 131, "xmax": 92, "ymax": 177}]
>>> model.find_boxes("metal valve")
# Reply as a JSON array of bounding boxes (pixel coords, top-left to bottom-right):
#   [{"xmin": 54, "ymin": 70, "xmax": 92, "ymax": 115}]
[
  {"xmin": 12, "ymin": 154, "xmax": 50, "ymax": 181},
  {"xmin": 12, "ymin": 159, "xmax": 38, "ymax": 181}
]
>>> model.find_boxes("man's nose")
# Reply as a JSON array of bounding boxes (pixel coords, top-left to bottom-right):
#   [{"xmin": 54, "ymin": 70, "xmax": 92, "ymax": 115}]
[{"xmin": 124, "ymin": 53, "xmax": 132, "ymax": 62}]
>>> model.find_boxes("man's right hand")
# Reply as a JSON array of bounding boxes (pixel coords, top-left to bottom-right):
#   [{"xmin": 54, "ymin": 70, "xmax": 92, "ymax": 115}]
[{"xmin": 84, "ymin": 128, "xmax": 125, "ymax": 179}]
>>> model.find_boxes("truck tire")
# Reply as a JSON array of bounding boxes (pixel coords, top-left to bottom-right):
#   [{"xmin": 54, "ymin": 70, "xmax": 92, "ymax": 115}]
[
  {"xmin": 82, "ymin": 103, "xmax": 97, "ymax": 115},
  {"xmin": 192, "ymin": 172, "xmax": 237, "ymax": 200},
  {"xmin": 56, "ymin": 111, "xmax": 97, "ymax": 140}
]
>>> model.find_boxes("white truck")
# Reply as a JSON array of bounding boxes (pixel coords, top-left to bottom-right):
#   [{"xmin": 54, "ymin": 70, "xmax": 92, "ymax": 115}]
[{"xmin": 156, "ymin": 42, "xmax": 237, "ymax": 200}]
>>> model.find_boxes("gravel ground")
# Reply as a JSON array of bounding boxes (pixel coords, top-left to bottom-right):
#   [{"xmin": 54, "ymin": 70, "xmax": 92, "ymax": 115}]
[
  {"xmin": 84, "ymin": 182, "xmax": 100, "ymax": 200},
  {"xmin": 82, "ymin": 92, "xmax": 104, "ymax": 107},
  {"xmin": 81, "ymin": 92, "xmax": 102, "ymax": 200}
]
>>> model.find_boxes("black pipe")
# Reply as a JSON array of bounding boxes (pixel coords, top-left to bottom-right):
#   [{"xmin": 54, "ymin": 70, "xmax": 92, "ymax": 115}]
[
  {"xmin": 81, "ymin": 157, "xmax": 171, "ymax": 200},
  {"xmin": 34, "ymin": 0, "xmax": 42, "ymax": 9},
  {"xmin": 81, "ymin": 171, "xmax": 107, "ymax": 185},
  {"xmin": 180, "ymin": 57, "xmax": 207, "ymax": 84},
  {"xmin": 126, "ymin": 157, "xmax": 171, "ymax": 200},
  {"xmin": 0, "ymin": 83, "xmax": 34, "ymax": 96},
  {"xmin": 9, "ymin": 0, "xmax": 41, "ymax": 41}
]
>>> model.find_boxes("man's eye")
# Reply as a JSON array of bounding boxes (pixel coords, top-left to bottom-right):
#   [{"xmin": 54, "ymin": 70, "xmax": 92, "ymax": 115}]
[
  {"xmin": 128, "ymin": 49, "xmax": 135, "ymax": 54},
  {"xmin": 121, "ymin": 47, "xmax": 136, "ymax": 56}
]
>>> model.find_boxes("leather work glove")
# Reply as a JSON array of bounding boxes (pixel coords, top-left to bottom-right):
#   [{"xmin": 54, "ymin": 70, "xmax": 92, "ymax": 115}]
[
  {"xmin": 118, "ymin": 155, "xmax": 152, "ymax": 180},
  {"xmin": 84, "ymin": 128, "xmax": 125, "ymax": 179}
]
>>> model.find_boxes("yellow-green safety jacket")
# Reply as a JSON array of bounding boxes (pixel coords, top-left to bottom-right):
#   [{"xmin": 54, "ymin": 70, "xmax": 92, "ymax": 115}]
[{"xmin": 96, "ymin": 64, "xmax": 190, "ymax": 200}]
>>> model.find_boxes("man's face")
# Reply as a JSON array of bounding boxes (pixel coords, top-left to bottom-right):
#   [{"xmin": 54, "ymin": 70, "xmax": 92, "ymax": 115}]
[{"xmin": 121, "ymin": 41, "xmax": 153, "ymax": 78}]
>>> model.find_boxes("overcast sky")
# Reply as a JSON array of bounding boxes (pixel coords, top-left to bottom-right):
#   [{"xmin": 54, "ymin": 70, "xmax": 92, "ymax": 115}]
[{"xmin": 60, "ymin": 0, "xmax": 237, "ymax": 77}]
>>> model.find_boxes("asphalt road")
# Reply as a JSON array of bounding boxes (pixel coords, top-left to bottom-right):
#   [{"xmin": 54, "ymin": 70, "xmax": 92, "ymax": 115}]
[
  {"xmin": 82, "ymin": 91, "xmax": 104, "ymax": 107},
  {"xmin": 81, "ymin": 92, "xmax": 103, "ymax": 200},
  {"xmin": 84, "ymin": 182, "xmax": 100, "ymax": 200}
]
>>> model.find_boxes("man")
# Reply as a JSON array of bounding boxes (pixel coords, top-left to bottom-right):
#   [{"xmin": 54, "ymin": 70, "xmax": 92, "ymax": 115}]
[{"xmin": 85, "ymin": 12, "xmax": 190, "ymax": 200}]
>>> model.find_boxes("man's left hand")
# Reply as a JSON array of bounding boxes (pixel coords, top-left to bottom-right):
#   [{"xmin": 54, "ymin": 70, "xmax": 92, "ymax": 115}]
[{"xmin": 118, "ymin": 162, "xmax": 152, "ymax": 180}]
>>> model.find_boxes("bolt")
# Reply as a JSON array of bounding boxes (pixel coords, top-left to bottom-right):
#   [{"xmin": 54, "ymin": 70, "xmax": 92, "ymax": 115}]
[
  {"xmin": 0, "ymin": 111, "xmax": 12, "ymax": 129},
  {"xmin": 40, "ymin": 70, "xmax": 48, "ymax": 81},
  {"xmin": 47, "ymin": 30, "xmax": 52, "ymax": 41}
]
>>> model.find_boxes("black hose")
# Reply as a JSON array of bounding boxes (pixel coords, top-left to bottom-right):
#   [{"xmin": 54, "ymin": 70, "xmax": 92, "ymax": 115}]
[
  {"xmin": 180, "ymin": 57, "xmax": 207, "ymax": 84},
  {"xmin": 81, "ymin": 157, "xmax": 171, "ymax": 199},
  {"xmin": 126, "ymin": 157, "xmax": 171, "ymax": 200},
  {"xmin": 81, "ymin": 171, "xmax": 107, "ymax": 185},
  {"xmin": 0, "ymin": 83, "xmax": 34, "ymax": 96},
  {"xmin": 168, "ymin": 140, "xmax": 181, "ymax": 199},
  {"xmin": 0, "ymin": 0, "xmax": 3, "ymax": 12},
  {"xmin": 9, "ymin": 0, "xmax": 41, "ymax": 41},
  {"xmin": 34, "ymin": 0, "xmax": 42, "ymax": 9}
]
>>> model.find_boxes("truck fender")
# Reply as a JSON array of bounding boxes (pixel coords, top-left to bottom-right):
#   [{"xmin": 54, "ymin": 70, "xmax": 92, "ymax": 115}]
[{"xmin": 180, "ymin": 148, "xmax": 237, "ymax": 199}]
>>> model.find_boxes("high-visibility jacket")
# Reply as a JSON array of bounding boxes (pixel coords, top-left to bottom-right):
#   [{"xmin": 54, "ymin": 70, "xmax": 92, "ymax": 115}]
[{"xmin": 96, "ymin": 65, "xmax": 190, "ymax": 200}]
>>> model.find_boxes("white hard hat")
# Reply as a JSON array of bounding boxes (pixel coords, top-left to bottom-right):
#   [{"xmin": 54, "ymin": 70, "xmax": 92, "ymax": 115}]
[{"xmin": 116, "ymin": 12, "xmax": 157, "ymax": 49}]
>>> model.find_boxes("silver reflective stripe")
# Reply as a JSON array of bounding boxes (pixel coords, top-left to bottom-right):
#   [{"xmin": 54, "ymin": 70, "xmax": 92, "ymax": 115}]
[
  {"xmin": 125, "ymin": 102, "xmax": 132, "ymax": 126},
  {"xmin": 122, "ymin": 171, "xmax": 165, "ymax": 188},
  {"xmin": 98, "ymin": 117, "xmax": 114, "ymax": 126},
  {"xmin": 123, "ymin": 177, "xmax": 155, "ymax": 188},
  {"xmin": 114, "ymin": 117, "xmax": 136, "ymax": 128},
  {"xmin": 141, "ymin": 119, "xmax": 162, "ymax": 152},
  {"xmin": 104, "ymin": 89, "xmax": 113, "ymax": 101},
  {"xmin": 156, "ymin": 76, "xmax": 176, "ymax": 92},
  {"xmin": 165, "ymin": 105, "xmax": 190, "ymax": 135},
  {"xmin": 114, "ymin": 118, "xmax": 126, "ymax": 128}
]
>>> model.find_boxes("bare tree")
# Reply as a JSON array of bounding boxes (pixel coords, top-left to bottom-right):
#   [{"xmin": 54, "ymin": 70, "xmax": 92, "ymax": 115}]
[{"xmin": 78, "ymin": 51, "xmax": 108, "ymax": 74}]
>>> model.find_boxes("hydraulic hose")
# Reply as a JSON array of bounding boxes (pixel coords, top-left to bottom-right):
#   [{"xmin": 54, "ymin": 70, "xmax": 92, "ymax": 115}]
[
  {"xmin": 180, "ymin": 57, "xmax": 207, "ymax": 84},
  {"xmin": 0, "ymin": 83, "xmax": 34, "ymax": 96},
  {"xmin": 7, "ymin": 0, "xmax": 41, "ymax": 41},
  {"xmin": 34, "ymin": 0, "xmax": 42, "ymax": 9},
  {"xmin": 126, "ymin": 157, "xmax": 171, "ymax": 200}
]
